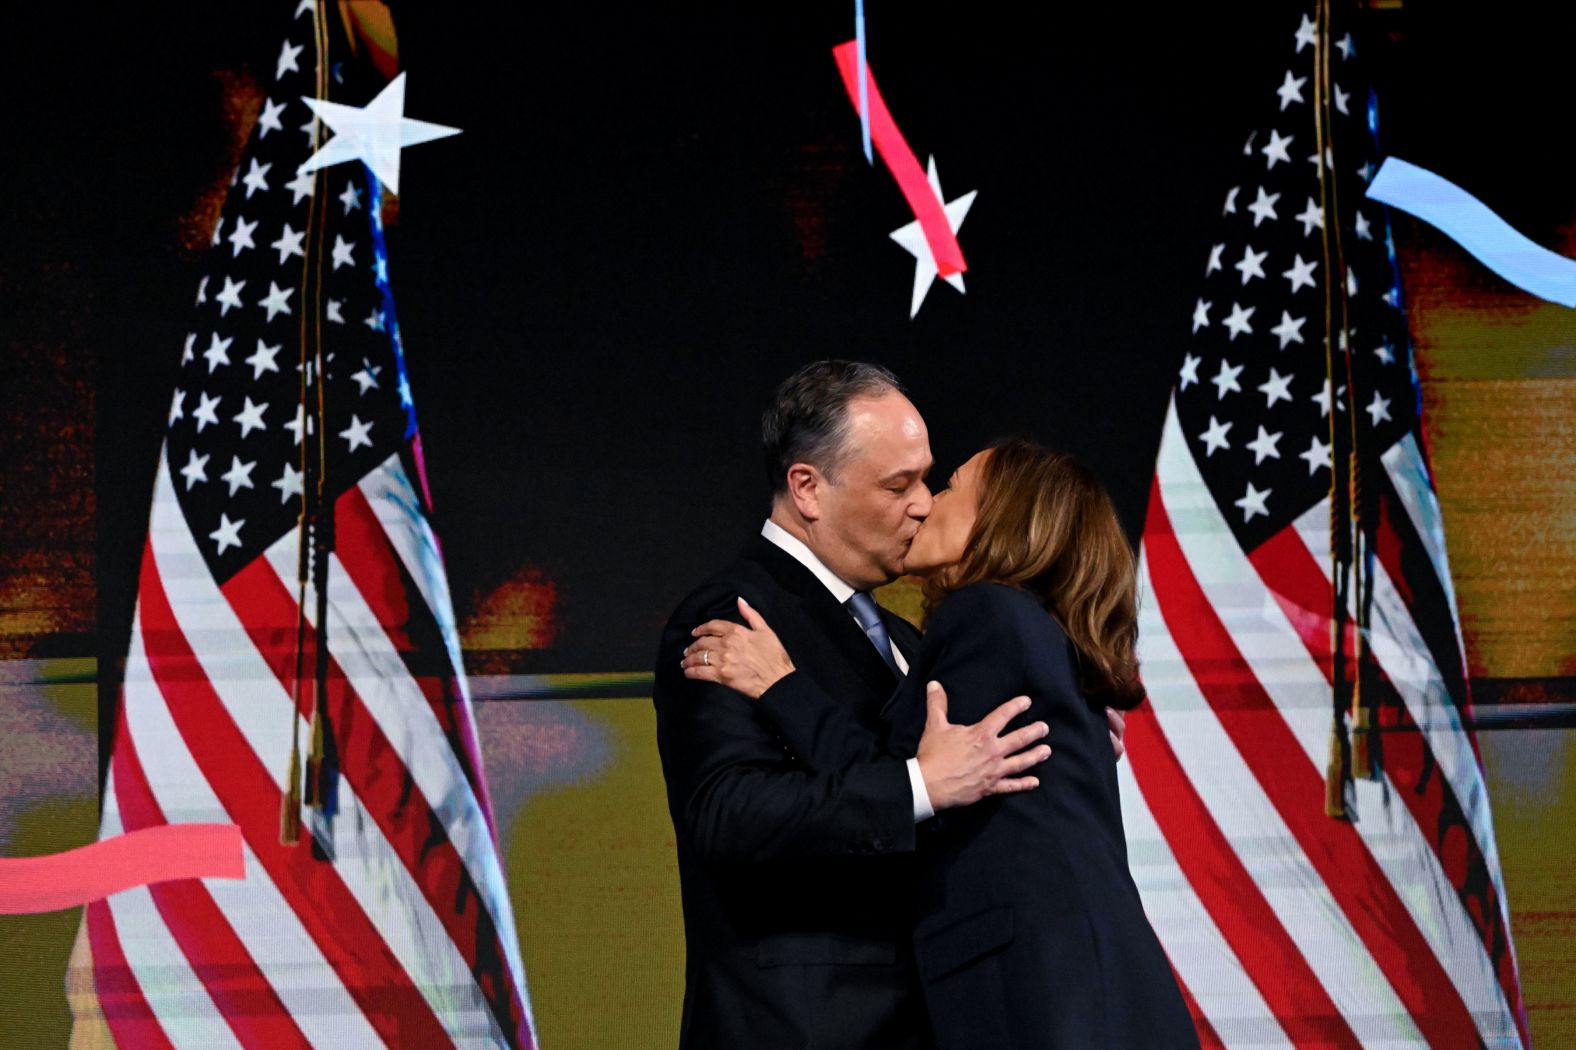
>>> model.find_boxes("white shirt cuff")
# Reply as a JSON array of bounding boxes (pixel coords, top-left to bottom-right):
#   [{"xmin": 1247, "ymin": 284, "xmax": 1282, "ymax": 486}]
[{"xmin": 906, "ymin": 757, "xmax": 935, "ymax": 822}]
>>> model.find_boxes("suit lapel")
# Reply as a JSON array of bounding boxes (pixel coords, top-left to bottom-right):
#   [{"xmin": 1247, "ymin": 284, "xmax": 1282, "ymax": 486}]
[{"xmin": 743, "ymin": 536, "xmax": 901, "ymax": 700}]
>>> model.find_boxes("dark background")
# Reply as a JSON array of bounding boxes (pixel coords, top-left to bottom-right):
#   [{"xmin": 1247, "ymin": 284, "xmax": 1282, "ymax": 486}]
[{"xmin": 0, "ymin": 1, "xmax": 1569, "ymax": 678}]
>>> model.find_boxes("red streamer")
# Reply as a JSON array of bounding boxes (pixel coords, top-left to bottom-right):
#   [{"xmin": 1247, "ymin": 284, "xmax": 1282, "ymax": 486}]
[
  {"xmin": 0, "ymin": 824, "xmax": 243, "ymax": 914},
  {"xmin": 832, "ymin": 40, "xmax": 966, "ymax": 278}
]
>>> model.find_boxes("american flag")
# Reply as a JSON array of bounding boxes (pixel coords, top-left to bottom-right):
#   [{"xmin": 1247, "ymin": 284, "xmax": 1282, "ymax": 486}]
[
  {"xmin": 73, "ymin": 5, "xmax": 538, "ymax": 1047},
  {"xmin": 1119, "ymin": 5, "xmax": 1530, "ymax": 1047}
]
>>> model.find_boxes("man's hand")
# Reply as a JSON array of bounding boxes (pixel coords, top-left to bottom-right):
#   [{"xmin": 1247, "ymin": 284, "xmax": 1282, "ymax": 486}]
[
  {"xmin": 1107, "ymin": 707, "xmax": 1126, "ymax": 761},
  {"xmin": 916, "ymin": 682, "xmax": 1051, "ymax": 811}
]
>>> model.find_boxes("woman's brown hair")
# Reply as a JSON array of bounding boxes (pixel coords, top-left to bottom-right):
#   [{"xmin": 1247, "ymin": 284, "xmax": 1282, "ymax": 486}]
[{"xmin": 923, "ymin": 439, "xmax": 1145, "ymax": 709}]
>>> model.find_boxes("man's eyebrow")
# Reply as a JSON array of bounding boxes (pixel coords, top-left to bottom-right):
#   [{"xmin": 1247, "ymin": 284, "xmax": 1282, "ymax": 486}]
[{"xmin": 877, "ymin": 468, "xmax": 922, "ymax": 485}]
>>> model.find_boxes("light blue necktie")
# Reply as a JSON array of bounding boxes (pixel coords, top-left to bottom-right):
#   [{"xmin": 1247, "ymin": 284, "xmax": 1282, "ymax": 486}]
[{"xmin": 847, "ymin": 592, "xmax": 902, "ymax": 677}]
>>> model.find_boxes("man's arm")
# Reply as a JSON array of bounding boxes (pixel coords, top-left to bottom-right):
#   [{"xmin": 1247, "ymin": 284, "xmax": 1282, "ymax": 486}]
[
  {"xmin": 655, "ymin": 596, "xmax": 917, "ymax": 864},
  {"xmin": 683, "ymin": 598, "xmax": 1051, "ymax": 812}
]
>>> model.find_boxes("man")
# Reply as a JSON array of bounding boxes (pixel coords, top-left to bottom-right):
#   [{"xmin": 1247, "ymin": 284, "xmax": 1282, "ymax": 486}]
[{"xmin": 653, "ymin": 361, "xmax": 1064, "ymax": 1050}]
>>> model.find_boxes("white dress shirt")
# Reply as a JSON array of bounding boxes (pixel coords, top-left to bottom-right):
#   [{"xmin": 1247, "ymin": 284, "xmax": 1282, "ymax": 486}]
[{"xmin": 760, "ymin": 520, "xmax": 934, "ymax": 821}]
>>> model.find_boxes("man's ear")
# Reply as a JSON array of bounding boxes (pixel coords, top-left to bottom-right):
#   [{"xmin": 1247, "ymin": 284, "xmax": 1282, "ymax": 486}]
[{"xmin": 785, "ymin": 462, "xmax": 822, "ymax": 521}]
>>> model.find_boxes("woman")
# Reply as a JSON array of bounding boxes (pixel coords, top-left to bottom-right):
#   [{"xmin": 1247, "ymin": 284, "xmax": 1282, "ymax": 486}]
[{"xmin": 682, "ymin": 438, "xmax": 1198, "ymax": 1049}]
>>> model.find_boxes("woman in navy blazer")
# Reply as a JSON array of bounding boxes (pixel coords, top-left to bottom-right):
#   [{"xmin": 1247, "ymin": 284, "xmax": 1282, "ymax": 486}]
[{"xmin": 685, "ymin": 439, "xmax": 1199, "ymax": 1049}]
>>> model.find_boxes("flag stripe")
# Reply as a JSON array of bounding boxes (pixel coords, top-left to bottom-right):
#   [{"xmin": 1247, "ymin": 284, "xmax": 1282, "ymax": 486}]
[
  {"xmin": 225, "ymin": 553, "xmax": 529, "ymax": 1048},
  {"xmin": 1116, "ymin": 757, "xmax": 1295, "ymax": 1049},
  {"xmin": 121, "ymin": 611, "xmax": 390, "ymax": 1050},
  {"xmin": 1144, "ymin": 467, "xmax": 1484, "ymax": 1046},
  {"xmin": 87, "ymin": 882, "xmax": 177, "ymax": 1050},
  {"xmin": 136, "ymin": 538, "xmax": 456, "ymax": 1049},
  {"xmin": 1137, "ymin": 551, "xmax": 1422, "ymax": 1045},
  {"xmin": 1123, "ymin": 700, "xmax": 1359, "ymax": 1047},
  {"xmin": 109, "ymin": 705, "xmax": 314, "ymax": 1050},
  {"xmin": 148, "ymin": 453, "xmax": 519, "ymax": 1049},
  {"xmin": 337, "ymin": 479, "xmax": 492, "ymax": 826},
  {"xmin": 1257, "ymin": 523, "xmax": 1523, "ymax": 1046}
]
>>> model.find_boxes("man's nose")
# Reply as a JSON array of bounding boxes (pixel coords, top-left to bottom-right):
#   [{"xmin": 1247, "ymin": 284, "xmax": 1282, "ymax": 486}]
[{"xmin": 911, "ymin": 484, "xmax": 933, "ymax": 519}]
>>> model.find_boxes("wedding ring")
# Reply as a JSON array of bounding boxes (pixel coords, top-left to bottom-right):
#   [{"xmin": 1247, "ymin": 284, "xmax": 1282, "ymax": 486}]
[{"xmin": 703, "ymin": 651, "xmax": 711, "ymax": 667}]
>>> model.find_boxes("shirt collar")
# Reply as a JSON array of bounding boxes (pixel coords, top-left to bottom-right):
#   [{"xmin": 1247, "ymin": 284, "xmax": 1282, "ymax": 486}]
[{"xmin": 760, "ymin": 519, "xmax": 857, "ymax": 605}]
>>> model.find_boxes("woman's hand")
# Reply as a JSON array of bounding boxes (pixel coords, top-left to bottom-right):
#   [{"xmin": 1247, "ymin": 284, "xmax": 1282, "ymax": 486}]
[{"xmin": 681, "ymin": 598, "xmax": 795, "ymax": 699}]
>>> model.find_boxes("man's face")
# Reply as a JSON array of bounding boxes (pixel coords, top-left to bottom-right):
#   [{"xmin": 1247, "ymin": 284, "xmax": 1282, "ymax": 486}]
[{"xmin": 808, "ymin": 392, "xmax": 934, "ymax": 591}]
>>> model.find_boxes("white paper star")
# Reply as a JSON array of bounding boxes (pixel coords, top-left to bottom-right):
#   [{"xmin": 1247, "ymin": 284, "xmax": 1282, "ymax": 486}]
[
  {"xmin": 1222, "ymin": 302, "xmax": 1255, "ymax": 340},
  {"xmin": 241, "ymin": 158, "xmax": 272, "ymax": 199},
  {"xmin": 331, "ymin": 234, "xmax": 356, "ymax": 270},
  {"xmin": 1234, "ymin": 482, "xmax": 1271, "ymax": 522},
  {"xmin": 228, "ymin": 216, "xmax": 258, "ymax": 256},
  {"xmin": 257, "ymin": 98, "xmax": 286, "ymax": 138},
  {"xmin": 1191, "ymin": 299, "xmax": 1211, "ymax": 333},
  {"xmin": 1300, "ymin": 435, "xmax": 1332, "ymax": 475},
  {"xmin": 247, "ymin": 340, "xmax": 281, "ymax": 379},
  {"xmin": 214, "ymin": 276, "xmax": 245, "ymax": 316},
  {"xmin": 1283, "ymin": 254, "xmax": 1318, "ymax": 294},
  {"xmin": 234, "ymin": 397, "xmax": 268, "ymax": 438},
  {"xmin": 195, "ymin": 275, "xmax": 209, "ymax": 305},
  {"xmin": 1247, "ymin": 187, "xmax": 1281, "ymax": 227},
  {"xmin": 1179, "ymin": 353, "xmax": 1201, "ymax": 390},
  {"xmin": 363, "ymin": 308, "xmax": 385, "ymax": 331},
  {"xmin": 1270, "ymin": 311, "xmax": 1306, "ymax": 349},
  {"xmin": 340, "ymin": 414, "xmax": 373, "ymax": 451},
  {"xmin": 1312, "ymin": 380, "xmax": 1347, "ymax": 417},
  {"xmin": 210, "ymin": 514, "xmax": 244, "ymax": 555},
  {"xmin": 1205, "ymin": 243, "xmax": 1224, "ymax": 275},
  {"xmin": 1336, "ymin": 33, "xmax": 1355, "ymax": 60},
  {"xmin": 285, "ymin": 404, "xmax": 316, "ymax": 445},
  {"xmin": 1374, "ymin": 341, "xmax": 1395, "ymax": 365},
  {"xmin": 193, "ymin": 392, "xmax": 221, "ymax": 432},
  {"xmin": 259, "ymin": 281, "xmax": 294, "ymax": 321},
  {"xmin": 1346, "ymin": 266, "xmax": 1359, "ymax": 297},
  {"xmin": 272, "ymin": 223, "xmax": 305, "ymax": 263},
  {"xmin": 169, "ymin": 389, "xmax": 186, "ymax": 425},
  {"xmin": 1222, "ymin": 186, "xmax": 1239, "ymax": 215},
  {"xmin": 326, "ymin": 299, "xmax": 345, "ymax": 324},
  {"xmin": 298, "ymin": 73, "xmax": 462, "ymax": 194},
  {"xmin": 1294, "ymin": 197, "xmax": 1324, "ymax": 236},
  {"xmin": 182, "ymin": 333, "xmax": 196, "ymax": 364},
  {"xmin": 1261, "ymin": 129, "xmax": 1293, "ymax": 169},
  {"xmin": 1353, "ymin": 211, "xmax": 1372, "ymax": 241},
  {"xmin": 888, "ymin": 157, "xmax": 977, "ymax": 319},
  {"xmin": 273, "ymin": 462, "xmax": 304, "ymax": 504},
  {"xmin": 1334, "ymin": 84, "xmax": 1350, "ymax": 116},
  {"xmin": 203, "ymin": 333, "xmax": 233, "ymax": 372},
  {"xmin": 1211, "ymin": 359, "xmax": 1244, "ymax": 399},
  {"xmin": 1200, "ymin": 416, "xmax": 1232, "ymax": 456},
  {"xmin": 179, "ymin": 448, "xmax": 208, "ymax": 490},
  {"xmin": 1258, "ymin": 368, "xmax": 1294, "ymax": 407},
  {"xmin": 1246, "ymin": 425, "xmax": 1283, "ymax": 464},
  {"xmin": 1366, "ymin": 392, "xmax": 1392, "ymax": 426},
  {"xmin": 339, "ymin": 181, "xmax": 362, "ymax": 213},
  {"xmin": 1234, "ymin": 245, "xmax": 1268, "ymax": 284},
  {"xmin": 1276, "ymin": 71, "xmax": 1306, "ymax": 111},
  {"xmin": 221, "ymin": 456, "xmax": 256, "ymax": 496}
]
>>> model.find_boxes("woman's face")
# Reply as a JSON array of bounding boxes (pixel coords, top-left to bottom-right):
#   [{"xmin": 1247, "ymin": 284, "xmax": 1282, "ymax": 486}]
[{"xmin": 903, "ymin": 449, "xmax": 989, "ymax": 576}]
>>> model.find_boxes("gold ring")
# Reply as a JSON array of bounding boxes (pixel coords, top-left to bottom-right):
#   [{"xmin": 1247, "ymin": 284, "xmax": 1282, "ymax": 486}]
[{"xmin": 702, "ymin": 650, "xmax": 711, "ymax": 667}]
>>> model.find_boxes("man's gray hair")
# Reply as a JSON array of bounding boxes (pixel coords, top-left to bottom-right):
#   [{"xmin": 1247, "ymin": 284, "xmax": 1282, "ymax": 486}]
[{"xmin": 761, "ymin": 360, "xmax": 906, "ymax": 495}]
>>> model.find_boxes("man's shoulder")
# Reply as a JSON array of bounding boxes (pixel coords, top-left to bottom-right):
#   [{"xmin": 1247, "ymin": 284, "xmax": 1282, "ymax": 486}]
[{"xmin": 664, "ymin": 539, "xmax": 795, "ymax": 629}]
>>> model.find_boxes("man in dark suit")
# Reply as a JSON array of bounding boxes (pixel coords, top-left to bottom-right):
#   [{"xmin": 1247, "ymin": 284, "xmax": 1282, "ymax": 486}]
[{"xmin": 653, "ymin": 361, "xmax": 1052, "ymax": 1049}]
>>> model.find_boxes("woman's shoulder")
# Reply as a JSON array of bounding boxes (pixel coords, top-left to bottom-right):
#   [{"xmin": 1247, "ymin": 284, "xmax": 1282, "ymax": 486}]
[{"xmin": 927, "ymin": 582, "xmax": 1053, "ymax": 640}]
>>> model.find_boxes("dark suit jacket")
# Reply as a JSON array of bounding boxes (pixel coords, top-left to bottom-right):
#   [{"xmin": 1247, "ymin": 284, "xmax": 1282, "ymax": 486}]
[
  {"xmin": 759, "ymin": 582, "xmax": 1198, "ymax": 1049},
  {"xmin": 653, "ymin": 534, "xmax": 930, "ymax": 1050}
]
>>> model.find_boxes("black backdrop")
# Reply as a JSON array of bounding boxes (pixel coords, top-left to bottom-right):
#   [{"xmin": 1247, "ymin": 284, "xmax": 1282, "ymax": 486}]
[{"xmin": 0, "ymin": 0, "xmax": 1569, "ymax": 682}]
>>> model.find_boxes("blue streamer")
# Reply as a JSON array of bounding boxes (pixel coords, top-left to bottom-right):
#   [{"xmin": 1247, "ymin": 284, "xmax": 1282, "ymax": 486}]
[
  {"xmin": 1366, "ymin": 157, "xmax": 1576, "ymax": 308},
  {"xmin": 856, "ymin": 0, "xmax": 871, "ymax": 164}
]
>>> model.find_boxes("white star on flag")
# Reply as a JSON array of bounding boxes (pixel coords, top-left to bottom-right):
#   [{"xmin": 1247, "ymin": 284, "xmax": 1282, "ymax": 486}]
[
  {"xmin": 888, "ymin": 157, "xmax": 977, "ymax": 319},
  {"xmin": 298, "ymin": 73, "xmax": 462, "ymax": 194}
]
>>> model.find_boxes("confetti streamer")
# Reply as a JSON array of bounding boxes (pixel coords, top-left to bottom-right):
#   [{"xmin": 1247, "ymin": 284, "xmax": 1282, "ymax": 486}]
[{"xmin": 0, "ymin": 825, "xmax": 242, "ymax": 914}]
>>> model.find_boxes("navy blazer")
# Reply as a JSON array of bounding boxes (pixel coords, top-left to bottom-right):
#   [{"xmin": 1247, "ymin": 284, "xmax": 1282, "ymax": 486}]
[{"xmin": 760, "ymin": 582, "xmax": 1199, "ymax": 1050}]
